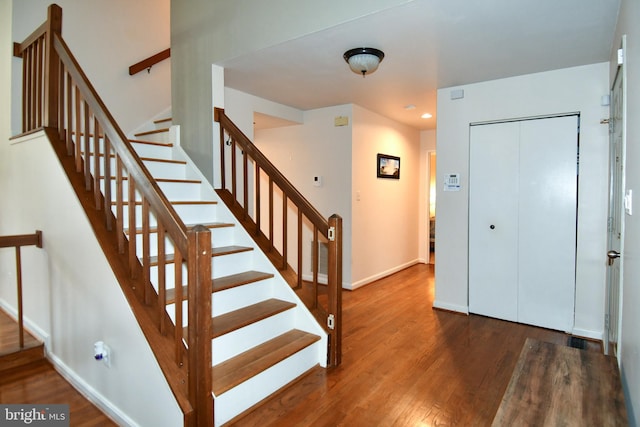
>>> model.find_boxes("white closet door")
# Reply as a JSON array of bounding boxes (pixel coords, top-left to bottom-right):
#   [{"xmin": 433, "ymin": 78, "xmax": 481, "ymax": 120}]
[
  {"xmin": 468, "ymin": 116, "xmax": 577, "ymax": 332},
  {"xmin": 468, "ymin": 122, "xmax": 520, "ymax": 322},
  {"xmin": 517, "ymin": 116, "xmax": 577, "ymax": 332}
]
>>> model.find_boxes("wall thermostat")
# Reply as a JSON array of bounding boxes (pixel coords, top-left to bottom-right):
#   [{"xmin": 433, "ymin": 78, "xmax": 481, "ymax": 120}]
[{"xmin": 444, "ymin": 173, "xmax": 461, "ymax": 191}]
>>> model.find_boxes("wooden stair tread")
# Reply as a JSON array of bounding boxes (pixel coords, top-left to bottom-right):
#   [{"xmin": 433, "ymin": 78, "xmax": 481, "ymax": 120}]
[
  {"xmin": 153, "ymin": 117, "xmax": 172, "ymax": 124},
  {"xmin": 165, "ymin": 270, "xmax": 274, "ymax": 304},
  {"xmin": 140, "ymin": 157, "xmax": 186, "ymax": 165},
  {"xmin": 134, "ymin": 128, "xmax": 170, "ymax": 137},
  {"xmin": 209, "ymin": 298, "xmax": 296, "ymax": 339},
  {"xmin": 211, "ymin": 329, "xmax": 320, "ymax": 396},
  {"xmin": 112, "ymin": 200, "xmax": 217, "ymax": 206},
  {"xmin": 149, "ymin": 245, "xmax": 253, "ymax": 265},
  {"xmin": 79, "ymin": 153, "xmax": 184, "ymax": 165},
  {"xmin": 125, "ymin": 222, "xmax": 234, "ymax": 236},
  {"xmin": 212, "ymin": 245, "xmax": 253, "ymax": 256},
  {"xmin": 103, "ymin": 176, "xmax": 201, "ymax": 184},
  {"xmin": 129, "ymin": 139, "xmax": 173, "ymax": 147},
  {"xmin": 213, "ymin": 270, "xmax": 274, "ymax": 292}
]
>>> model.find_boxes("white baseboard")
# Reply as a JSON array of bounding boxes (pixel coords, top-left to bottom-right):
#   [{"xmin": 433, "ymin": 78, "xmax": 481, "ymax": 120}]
[
  {"xmin": 571, "ymin": 327, "xmax": 603, "ymax": 342},
  {"xmin": 432, "ymin": 300, "xmax": 469, "ymax": 314},
  {"xmin": 0, "ymin": 298, "xmax": 51, "ymax": 348},
  {"xmin": 350, "ymin": 259, "xmax": 421, "ymax": 290},
  {"xmin": 46, "ymin": 352, "xmax": 138, "ymax": 427}
]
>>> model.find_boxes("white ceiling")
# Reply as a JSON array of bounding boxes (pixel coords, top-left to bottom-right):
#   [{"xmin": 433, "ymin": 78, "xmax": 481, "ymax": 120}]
[{"xmin": 219, "ymin": 0, "xmax": 620, "ymax": 131}]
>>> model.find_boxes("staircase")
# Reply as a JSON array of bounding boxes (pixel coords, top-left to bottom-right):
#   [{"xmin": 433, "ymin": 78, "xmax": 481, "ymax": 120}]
[
  {"xmin": 12, "ymin": 6, "xmax": 341, "ymax": 425},
  {"xmin": 118, "ymin": 121, "xmax": 327, "ymax": 425}
]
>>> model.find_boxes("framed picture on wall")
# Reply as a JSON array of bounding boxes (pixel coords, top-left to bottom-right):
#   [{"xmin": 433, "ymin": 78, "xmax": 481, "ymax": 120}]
[{"xmin": 377, "ymin": 153, "xmax": 400, "ymax": 179}]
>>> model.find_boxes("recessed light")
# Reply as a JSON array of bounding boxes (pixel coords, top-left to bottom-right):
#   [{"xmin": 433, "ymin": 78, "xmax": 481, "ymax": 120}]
[
  {"xmin": 404, "ymin": 104, "xmax": 416, "ymax": 110},
  {"xmin": 421, "ymin": 113, "xmax": 433, "ymax": 119}
]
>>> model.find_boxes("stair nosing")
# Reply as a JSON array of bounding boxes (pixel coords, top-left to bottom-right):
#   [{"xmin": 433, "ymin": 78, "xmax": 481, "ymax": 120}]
[
  {"xmin": 125, "ymin": 222, "xmax": 234, "ymax": 236},
  {"xmin": 211, "ymin": 329, "xmax": 321, "ymax": 396},
  {"xmin": 203, "ymin": 298, "xmax": 296, "ymax": 339},
  {"xmin": 149, "ymin": 245, "xmax": 253, "ymax": 266},
  {"xmin": 165, "ymin": 271, "xmax": 275, "ymax": 305},
  {"xmin": 111, "ymin": 200, "xmax": 217, "ymax": 206},
  {"xmin": 129, "ymin": 139, "xmax": 173, "ymax": 147},
  {"xmin": 134, "ymin": 128, "xmax": 170, "ymax": 137}
]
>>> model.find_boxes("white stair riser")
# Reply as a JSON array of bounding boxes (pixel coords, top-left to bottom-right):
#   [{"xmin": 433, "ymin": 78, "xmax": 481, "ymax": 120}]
[
  {"xmin": 101, "ymin": 179, "xmax": 203, "ymax": 202},
  {"xmin": 116, "ymin": 204, "xmax": 219, "ymax": 229},
  {"xmin": 143, "ymin": 161, "xmax": 187, "ymax": 180},
  {"xmin": 134, "ymin": 131, "xmax": 170, "ymax": 144},
  {"xmin": 135, "ymin": 226, "xmax": 234, "ymax": 259},
  {"xmin": 211, "ymin": 310, "xmax": 295, "ymax": 365},
  {"xmin": 154, "ymin": 120, "xmax": 172, "ymax": 130},
  {"xmin": 214, "ymin": 343, "xmax": 322, "ymax": 427},
  {"xmin": 130, "ymin": 143, "xmax": 173, "ymax": 160},
  {"xmin": 85, "ymin": 156, "xmax": 186, "ymax": 181},
  {"xmin": 148, "ymin": 250, "xmax": 256, "ymax": 295},
  {"xmin": 212, "ymin": 279, "xmax": 275, "ymax": 317}
]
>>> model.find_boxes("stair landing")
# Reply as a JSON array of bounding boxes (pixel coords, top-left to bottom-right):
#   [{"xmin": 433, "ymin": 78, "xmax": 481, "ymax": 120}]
[{"xmin": 0, "ymin": 309, "xmax": 44, "ymax": 372}]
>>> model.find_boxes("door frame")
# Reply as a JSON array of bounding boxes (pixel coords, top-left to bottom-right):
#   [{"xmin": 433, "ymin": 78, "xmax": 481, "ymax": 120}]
[{"xmin": 605, "ymin": 35, "xmax": 627, "ymax": 358}]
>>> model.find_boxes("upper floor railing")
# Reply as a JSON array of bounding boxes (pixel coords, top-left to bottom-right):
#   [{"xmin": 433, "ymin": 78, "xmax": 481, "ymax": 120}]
[
  {"xmin": 214, "ymin": 108, "xmax": 343, "ymax": 366},
  {"xmin": 13, "ymin": 5, "xmax": 211, "ymax": 426}
]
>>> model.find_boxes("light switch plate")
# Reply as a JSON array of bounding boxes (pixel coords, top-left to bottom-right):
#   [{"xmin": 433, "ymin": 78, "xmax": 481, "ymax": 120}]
[{"xmin": 625, "ymin": 189, "xmax": 633, "ymax": 215}]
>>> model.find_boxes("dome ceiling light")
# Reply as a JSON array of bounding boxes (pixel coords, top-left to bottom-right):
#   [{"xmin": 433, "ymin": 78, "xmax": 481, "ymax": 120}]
[{"xmin": 343, "ymin": 47, "xmax": 385, "ymax": 77}]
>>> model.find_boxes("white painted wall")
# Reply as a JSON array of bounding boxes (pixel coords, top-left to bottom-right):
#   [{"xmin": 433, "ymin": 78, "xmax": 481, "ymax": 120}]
[
  {"xmin": 246, "ymin": 96, "xmax": 421, "ymax": 289},
  {"xmin": 0, "ymin": 132, "xmax": 182, "ymax": 427},
  {"xmin": 612, "ymin": 0, "xmax": 640, "ymax": 424},
  {"xmin": 351, "ymin": 105, "xmax": 421, "ymax": 288},
  {"xmin": 435, "ymin": 63, "xmax": 610, "ymax": 341},
  {"xmin": 253, "ymin": 103, "xmax": 353, "ymax": 286},
  {"xmin": 11, "ymin": 0, "xmax": 171, "ymax": 135},
  {"xmin": 171, "ymin": 0, "xmax": 416, "ymax": 183}
]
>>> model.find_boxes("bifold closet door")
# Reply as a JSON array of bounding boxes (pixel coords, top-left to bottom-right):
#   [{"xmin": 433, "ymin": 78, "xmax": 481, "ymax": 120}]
[
  {"xmin": 469, "ymin": 116, "xmax": 577, "ymax": 332},
  {"xmin": 468, "ymin": 121, "xmax": 520, "ymax": 322},
  {"xmin": 517, "ymin": 116, "xmax": 577, "ymax": 332}
]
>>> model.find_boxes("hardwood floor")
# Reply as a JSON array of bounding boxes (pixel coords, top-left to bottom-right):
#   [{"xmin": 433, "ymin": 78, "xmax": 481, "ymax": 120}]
[
  {"xmin": 0, "ymin": 311, "xmax": 116, "ymax": 426},
  {"xmin": 231, "ymin": 263, "xmax": 600, "ymax": 427}
]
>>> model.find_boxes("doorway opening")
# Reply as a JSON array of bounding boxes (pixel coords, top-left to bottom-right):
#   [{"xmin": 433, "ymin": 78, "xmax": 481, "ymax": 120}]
[{"xmin": 428, "ymin": 151, "xmax": 436, "ymax": 264}]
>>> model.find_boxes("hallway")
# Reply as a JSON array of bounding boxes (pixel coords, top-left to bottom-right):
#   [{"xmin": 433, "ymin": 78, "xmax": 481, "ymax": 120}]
[{"xmin": 233, "ymin": 263, "xmax": 598, "ymax": 426}]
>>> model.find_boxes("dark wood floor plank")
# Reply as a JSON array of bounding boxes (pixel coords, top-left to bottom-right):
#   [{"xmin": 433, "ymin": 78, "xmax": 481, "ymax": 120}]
[
  {"xmin": 0, "ymin": 356, "xmax": 116, "ymax": 426},
  {"xmin": 230, "ymin": 263, "xmax": 602, "ymax": 427}
]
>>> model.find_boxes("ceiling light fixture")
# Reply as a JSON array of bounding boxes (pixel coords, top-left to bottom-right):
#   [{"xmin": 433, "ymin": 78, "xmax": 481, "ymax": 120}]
[
  {"xmin": 421, "ymin": 113, "xmax": 433, "ymax": 119},
  {"xmin": 343, "ymin": 47, "xmax": 385, "ymax": 77}
]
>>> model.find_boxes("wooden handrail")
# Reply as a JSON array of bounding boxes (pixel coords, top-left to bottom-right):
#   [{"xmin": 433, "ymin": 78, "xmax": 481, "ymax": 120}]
[
  {"xmin": 214, "ymin": 107, "xmax": 343, "ymax": 367},
  {"xmin": 13, "ymin": 5, "xmax": 211, "ymax": 426},
  {"xmin": 0, "ymin": 231, "xmax": 43, "ymax": 349},
  {"xmin": 52, "ymin": 34, "xmax": 189, "ymax": 257},
  {"xmin": 0, "ymin": 231, "xmax": 43, "ymax": 249},
  {"xmin": 129, "ymin": 48, "xmax": 170, "ymax": 76}
]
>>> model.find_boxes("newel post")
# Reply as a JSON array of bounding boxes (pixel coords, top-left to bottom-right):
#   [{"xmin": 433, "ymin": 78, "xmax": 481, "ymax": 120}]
[
  {"xmin": 44, "ymin": 4, "xmax": 62, "ymax": 128},
  {"xmin": 327, "ymin": 214, "xmax": 343, "ymax": 367},
  {"xmin": 187, "ymin": 225, "xmax": 214, "ymax": 426}
]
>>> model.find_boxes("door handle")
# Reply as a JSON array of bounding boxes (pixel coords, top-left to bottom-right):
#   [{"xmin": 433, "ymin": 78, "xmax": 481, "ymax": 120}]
[{"xmin": 607, "ymin": 250, "xmax": 620, "ymax": 266}]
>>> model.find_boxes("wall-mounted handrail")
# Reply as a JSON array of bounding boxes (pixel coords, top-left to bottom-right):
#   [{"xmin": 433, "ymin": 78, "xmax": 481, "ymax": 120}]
[
  {"xmin": 214, "ymin": 107, "xmax": 343, "ymax": 367},
  {"xmin": 129, "ymin": 48, "xmax": 170, "ymax": 75},
  {"xmin": 13, "ymin": 5, "xmax": 211, "ymax": 426},
  {"xmin": 0, "ymin": 231, "xmax": 43, "ymax": 349}
]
